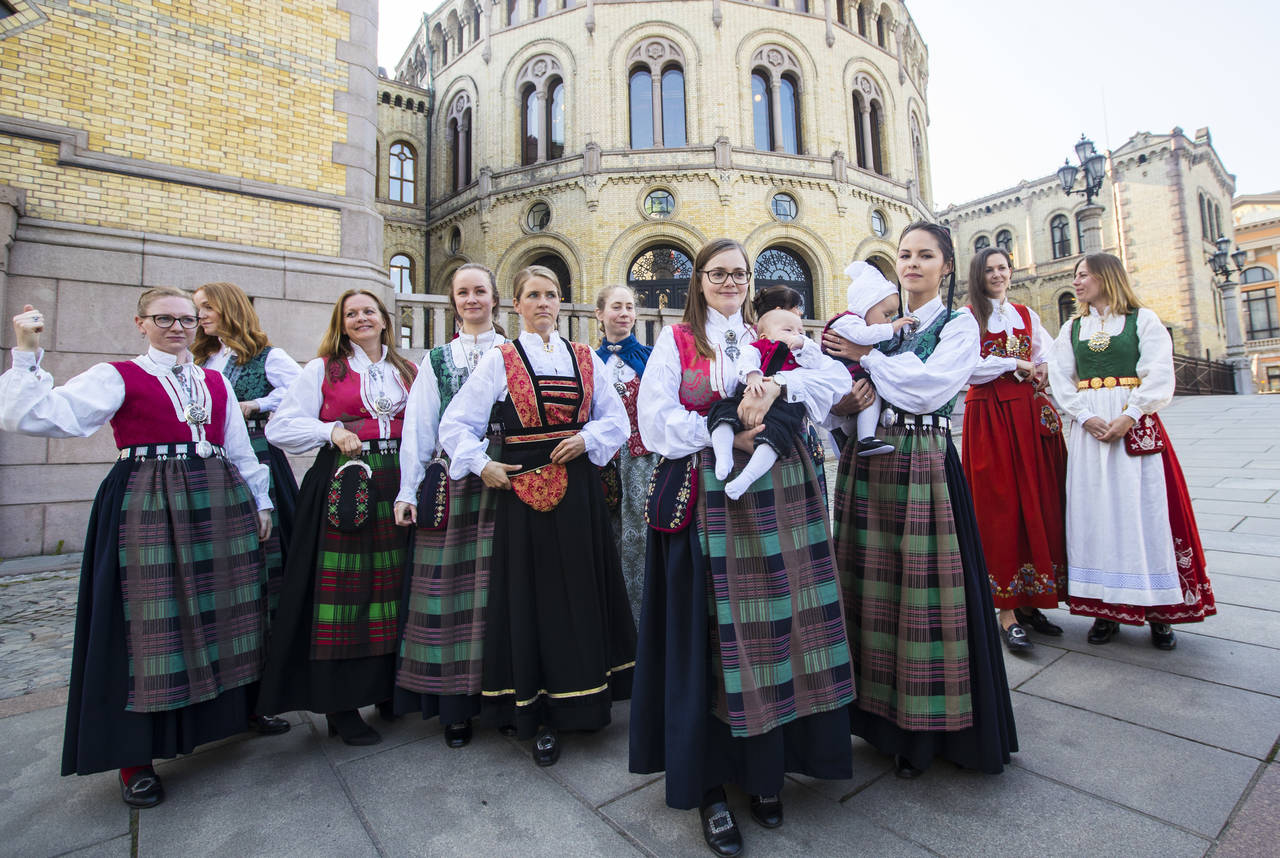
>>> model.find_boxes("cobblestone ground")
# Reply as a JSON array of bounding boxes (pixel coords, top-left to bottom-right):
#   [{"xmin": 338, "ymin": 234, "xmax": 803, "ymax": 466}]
[{"xmin": 0, "ymin": 569, "xmax": 78, "ymax": 700}]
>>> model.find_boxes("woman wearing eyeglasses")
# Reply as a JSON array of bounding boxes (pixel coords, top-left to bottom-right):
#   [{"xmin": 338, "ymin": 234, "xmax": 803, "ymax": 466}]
[
  {"xmin": 630, "ymin": 239, "xmax": 854, "ymax": 857},
  {"xmin": 0, "ymin": 291, "xmax": 274, "ymax": 809}
]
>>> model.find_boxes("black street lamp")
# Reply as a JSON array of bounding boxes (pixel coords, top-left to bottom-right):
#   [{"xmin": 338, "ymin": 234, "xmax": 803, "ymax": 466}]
[
  {"xmin": 1207, "ymin": 235, "xmax": 1248, "ymax": 285},
  {"xmin": 1057, "ymin": 134, "xmax": 1107, "ymax": 205}
]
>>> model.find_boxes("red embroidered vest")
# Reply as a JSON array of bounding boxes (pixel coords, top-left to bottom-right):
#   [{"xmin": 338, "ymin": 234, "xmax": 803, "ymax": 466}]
[
  {"xmin": 968, "ymin": 303, "xmax": 1034, "ymax": 403},
  {"xmin": 319, "ymin": 358, "xmax": 406, "ymax": 441},
  {"xmin": 108, "ymin": 360, "xmax": 228, "ymax": 448},
  {"xmin": 672, "ymin": 325, "xmax": 721, "ymax": 415},
  {"xmin": 617, "ymin": 375, "xmax": 650, "ymax": 457}
]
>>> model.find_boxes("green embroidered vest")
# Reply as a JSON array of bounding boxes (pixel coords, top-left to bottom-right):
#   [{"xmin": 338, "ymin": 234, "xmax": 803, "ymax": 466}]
[
  {"xmin": 223, "ymin": 348, "xmax": 273, "ymax": 405},
  {"xmin": 1070, "ymin": 312, "xmax": 1139, "ymax": 378},
  {"xmin": 879, "ymin": 307, "xmax": 962, "ymax": 418},
  {"xmin": 428, "ymin": 344, "xmax": 471, "ymax": 412}
]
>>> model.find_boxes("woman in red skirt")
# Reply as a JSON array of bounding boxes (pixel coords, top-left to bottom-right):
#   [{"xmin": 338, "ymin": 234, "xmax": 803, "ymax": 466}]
[{"xmin": 961, "ymin": 247, "xmax": 1068, "ymax": 653}]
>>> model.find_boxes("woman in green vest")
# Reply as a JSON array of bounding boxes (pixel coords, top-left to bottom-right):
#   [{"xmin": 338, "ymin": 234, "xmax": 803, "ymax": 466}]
[{"xmin": 1047, "ymin": 253, "xmax": 1214, "ymax": 649}]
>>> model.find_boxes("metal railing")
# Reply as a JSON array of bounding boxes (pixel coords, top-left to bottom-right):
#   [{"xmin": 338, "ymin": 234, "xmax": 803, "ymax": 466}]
[
  {"xmin": 393, "ymin": 292, "xmax": 830, "ymax": 355},
  {"xmin": 1172, "ymin": 353, "xmax": 1237, "ymax": 395}
]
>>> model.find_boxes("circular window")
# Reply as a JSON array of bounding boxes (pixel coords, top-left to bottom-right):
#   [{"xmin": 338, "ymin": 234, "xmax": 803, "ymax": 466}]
[
  {"xmin": 771, "ymin": 192, "xmax": 798, "ymax": 222},
  {"xmin": 526, "ymin": 201, "xmax": 551, "ymax": 232},
  {"xmin": 871, "ymin": 209, "xmax": 887, "ymax": 237},
  {"xmin": 448, "ymin": 226, "xmax": 461, "ymax": 255},
  {"xmin": 644, "ymin": 189, "xmax": 675, "ymax": 219}
]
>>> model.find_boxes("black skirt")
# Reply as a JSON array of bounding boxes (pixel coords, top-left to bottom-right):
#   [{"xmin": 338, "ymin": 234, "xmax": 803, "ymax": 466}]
[
  {"xmin": 256, "ymin": 445, "xmax": 405, "ymax": 715},
  {"xmin": 62, "ymin": 461, "xmax": 257, "ymax": 776},
  {"xmin": 846, "ymin": 440, "xmax": 1019, "ymax": 774},
  {"xmin": 477, "ymin": 456, "xmax": 636, "ymax": 739},
  {"xmin": 629, "ymin": 505, "xmax": 853, "ymax": 810},
  {"xmin": 258, "ymin": 436, "xmax": 299, "ymax": 622}
]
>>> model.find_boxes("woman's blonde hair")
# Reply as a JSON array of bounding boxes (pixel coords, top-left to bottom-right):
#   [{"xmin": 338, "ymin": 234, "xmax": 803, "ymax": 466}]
[
  {"xmin": 681, "ymin": 238, "xmax": 755, "ymax": 359},
  {"xmin": 191, "ymin": 282, "xmax": 270, "ymax": 365},
  {"xmin": 1075, "ymin": 253, "xmax": 1144, "ymax": 317},
  {"xmin": 511, "ymin": 264, "xmax": 561, "ymax": 304},
  {"xmin": 136, "ymin": 287, "xmax": 193, "ymax": 317},
  {"xmin": 318, "ymin": 289, "xmax": 416, "ymax": 387}
]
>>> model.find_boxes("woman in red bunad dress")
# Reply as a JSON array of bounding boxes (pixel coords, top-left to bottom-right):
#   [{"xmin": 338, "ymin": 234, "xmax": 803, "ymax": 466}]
[
  {"xmin": 1047, "ymin": 253, "xmax": 1214, "ymax": 651},
  {"xmin": 961, "ymin": 247, "xmax": 1068, "ymax": 654},
  {"xmin": 0, "ymin": 291, "xmax": 275, "ymax": 809}
]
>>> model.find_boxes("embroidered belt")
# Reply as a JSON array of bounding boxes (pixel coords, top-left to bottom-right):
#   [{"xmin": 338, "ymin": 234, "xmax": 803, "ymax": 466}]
[
  {"xmin": 1077, "ymin": 376, "xmax": 1140, "ymax": 390},
  {"xmin": 883, "ymin": 411, "xmax": 951, "ymax": 432},
  {"xmin": 503, "ymin": 428, "xmax": 580, "ymax": 446},
  {"xmin": 358, "ymin": 438, "xmax": 400, "ymax": 454},
  {"xmin": 118, "ymin": 442, "xmax": 226, "ymax": 460}
]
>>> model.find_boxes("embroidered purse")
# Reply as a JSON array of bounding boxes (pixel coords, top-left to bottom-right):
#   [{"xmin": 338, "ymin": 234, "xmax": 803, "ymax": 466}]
[
  {"xmin": 416, "ymin": 456, "xmax": 450, "ymax": 530},
  {"xmin": 1034, "ymin": 392, "xmax": 1062, "ymax": 437},
  {"xmin": 327, "ymin": 459, "xmax": 374, "ymax": 533},
  {"xmin": 600, "ymin": 457, "xmax": 621, "ymax": 512},
  {"xmin": 1124, "ymin": 413, "xmax": 1165, "ymax": 456},
  {"xmin": 645, "ymin": 454, "xmax": 699, "ymax": 533},
  {"xmin": 509, "ymin": 463, "xmax": 568, "ymax": 512}
]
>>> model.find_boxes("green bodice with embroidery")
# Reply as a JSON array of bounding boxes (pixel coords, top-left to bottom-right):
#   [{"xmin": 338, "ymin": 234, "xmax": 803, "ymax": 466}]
[
  {"xmin": 1071, "ymin": 312, "xmax": 1140, "ymax": 378},
  {"xmin": 223, "ymin": 348, "xmax": 273, "ymax": 405},
  {"xmin": 878, "ymin": 307, "xmax": 962, "ymax": 418}
]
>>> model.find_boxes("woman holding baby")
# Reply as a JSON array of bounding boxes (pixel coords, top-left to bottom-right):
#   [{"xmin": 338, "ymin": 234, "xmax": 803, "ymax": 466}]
[
  {"xmin": 628, "ymin": 238, "xmax": 853, "ymax": 857},
  {"xmin": 825, "ymin": 222, "xmax": 1018, "ymax": 780}
]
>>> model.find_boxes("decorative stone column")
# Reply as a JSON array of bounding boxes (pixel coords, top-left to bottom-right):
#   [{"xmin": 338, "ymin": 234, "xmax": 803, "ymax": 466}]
[
  {"xmin": 1076, "ymin": 204, "xmax": 1105, "ymax": 254},
  {"xmin": 858, "ymin": 106, "xmax": 873, "ymax": 169},
  {"xmin": 650, "ymin": 71, "xmax": 664, "ymax": 147},
  {"xmin": 536, "ymin": 90, "xmax": 548, "ymax": 162},
  {"xmin": 1218, "ymin": 280, "xmax": 1256, "ymax": 394}
]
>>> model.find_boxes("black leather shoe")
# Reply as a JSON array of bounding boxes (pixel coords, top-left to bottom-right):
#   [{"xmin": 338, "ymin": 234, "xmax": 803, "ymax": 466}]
[
  {"xmin": 749, "ymin": 793, "xmax": 783, "ymax": 829},
  {"xmin": 119, "ymin": 769, "xmax": 165, "ymax": 809},
  {"xmin": 1014, "ymin": 607, "xmax": 1064, "ymax": 636},
  {"xmin": 444, "ymin": 720, "xmax": 472, "ymax": 748},
  {"xmin": 1150, "ymin": 622, "xmax": 1177, "ymax": 651},
  {"xmin": 895, "ymin": 756, "xmax": 923, "ymax": 779},
  {"xmin": 375, "ymin": 700, "xmax": 400, "ymax": 723},
  {"xmin": 1087, "ymin": 619, "xmax": 1119, "ymax": 645},
  {"xmin": 1001, "ymin": 622, "xmax": 1034, "ymax": 653},
  {"xmin": 699, "ymin": 800, "xmax": 744, "ymax": 857},
  {"xmin": 533, "ymin": 727, "xmax": 560, "ymax": 767},
  {"xmin": 249, "ymin": 714, "xmax": 291, "ymax": 735},
  {"xmin": 326, "ymin": 710, "xmax": 382, "ymax": 746}
]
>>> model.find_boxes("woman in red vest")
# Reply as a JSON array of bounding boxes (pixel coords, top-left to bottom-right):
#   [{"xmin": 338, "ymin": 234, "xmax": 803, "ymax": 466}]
[
  {"xmin": 0, "ymin": 290, "xmax": 274, "ymax": 809},
  {"xmin": 258, "ymin": 289, "xmax": 416, "ymax": 746},
  {"xmin": 960, "ymin": 247, "xmax": 1068, "ymax": 653},
  {"xmin": 437, "ymin": 265, "xmax": 635, "ymax": 768}
]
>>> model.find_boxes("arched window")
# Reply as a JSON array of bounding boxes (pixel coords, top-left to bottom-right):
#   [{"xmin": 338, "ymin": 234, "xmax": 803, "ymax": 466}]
[
  {"xmin": 1243, "ymin": 285, "xmax": 1279, "ymax": 340},
  {"xmin": 974, "ymin": 235, "xmax": 990, "ymax": 253},
  {"xmin": 1058, "ymin": 292, "xmax": 1076, "ymax": 326},
  {"xmin": 436, "ymin": 24, "xmax": 448, "ymax": 65},
  {"xmin": 388, "ymin": 142, "xmax": 415, "ymax": 203},
  {"xmin": 547, "ymin": 77, "xmax": 565, "ymax": 159},
  {"xmin": 447, "ymin": 92, "xmax": 473, "ymax": 191},
  {"xmin": 876, "ymin": 9, "xmax": 886, "ymax": 47},
  {"xmin": 756, "ymin": 247, "xmax": 815, "ymax": 318},
  {"xmin": 1050, "ymin": 215, "xmax": 1072, "ymax": 259},
  {"xmin": 389, "ymin": 254, "xmax": 413, "ymax": 294},
  {"xmin": 1242, "ymin": 267, "xmax": 1275, "ymax": 284},
  {"xmin": 868, "ymin": 100, "xmax": 884, "ymax": 173},
  {"xmin": 996, "ymin": 230, "xmax": 1013, "ymax": 257},
  {"xmin": 662, "ymin": 66, "xmax": 686, "ymax": 147},
  {"xmin": 629, "ymin": 69, "xmax": 653, "ymax": 149},
  {"xmin": 852, "ymin": 75, "xmax": 886, "ymax": 175},
  {"xmin": 836, "ymin": 0, "xmax": 846, "ymax": 26},
  {"xmin": 852, "ymin": 92, "xmax": 868, "ymax": 169},
  {"xmin": 506, "ymin": 0, "xmax": 519, "ymax": 26},
  {"xmin": 445, "ymin": 11, "xmax": 461, "ymax": 61},
  {"xmin": 1199, "ymin": 193, "xmax": 1210, "ymax": 241},
  {"xmin": 876, "ymin": 4, "xmax": 891, "ymax": 48},
  {"xmin": 470, "ymin": 3, "xmax": 481, "ymax": 43},
  {"xmin": 910, "ymin": 113, "xmax": 927, "ymax": 197},
  {"xmin": 626, "ymin": 39, "xmax": 687, "ymax": 149},
  {"xmin": 628, "ymin": 245, "xmax": 695, "ymax": 311},
  {"xmin": 521, "ymin": 84, "xmax": 538, "ymax": 165},
  {"xmin": 532, "ymin": 252, "xmax": 572, "ymax": 302},
  {"xmin": 1213, "ymin": 203, "xmax": 1223, "ymax": 241},
  {"xmin": 535, "ymin": 0, "xmax": 549, "ymax": 17},
  {"xmin": 857, "ymin": 3, "xmax": 868, "ymax": 36},
  {"xmin": 866, "ymin": 254, "xmax": 896, "ymax": 283},
  {"xmin": 750, "ymin": 46, "xmax": 802, "ymax": 155},
  {"xmin": 796, "ymin": 0, "xmax": 809, "ymax": 12}
]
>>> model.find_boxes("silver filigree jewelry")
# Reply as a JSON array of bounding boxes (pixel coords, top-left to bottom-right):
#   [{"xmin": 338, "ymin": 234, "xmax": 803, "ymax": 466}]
[
  {"xmin": 723, "ymin": 330, "xmax": 740, "ymax": 362},
  {"xmin": 367, "ymin": 364, "xmax": 395, "ymax": 416}
]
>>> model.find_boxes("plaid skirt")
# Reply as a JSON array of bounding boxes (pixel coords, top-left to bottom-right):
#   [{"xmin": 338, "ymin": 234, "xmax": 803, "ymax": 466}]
[
  {"xmin": 247, "ymin": 421, "xmax": 300, "ymax": 623},
  {"xmin": 396, "ymin": 472, "xmax": 497, "ymax": 702},
  {"xmin": 700, "ymin": 439, "xmax": 854, "ymax": 738},
  {"xmin": 119, "ymin": 455, "xmax": 266, "ymax": 712},
  {"xmin": 311, "ymin": 448, "xmax": 407, "ymax": 660}
]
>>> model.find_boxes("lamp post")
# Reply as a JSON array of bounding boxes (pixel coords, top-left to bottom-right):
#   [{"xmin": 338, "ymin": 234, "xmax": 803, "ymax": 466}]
[
  {"xmin": 1056, "ymin": 134, "xmax": 1107, "ymax": 254},
  {"xmin": 1207, "ymin": 235, "xmax": 1255, "ymax": 394}
]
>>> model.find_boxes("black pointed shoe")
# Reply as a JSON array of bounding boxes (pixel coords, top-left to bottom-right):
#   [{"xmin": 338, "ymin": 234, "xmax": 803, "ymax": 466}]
[
  {"xmin": 119, "ymin": 768, "xmax": 165, "ymax": 809},
  {"xmin": 444, "ymin": 720, "xmax": 473, "ymax": 748},
  {"xmin": 532, "ymin": 727, "xmax": 560, "ymax": 767},
  {"xmin": 1150, "ymin": 622, "xmax": 1177, "ymax": 651},
  {"xmin": 249, "ymin": 714, "xmax": 291, "ymax": 735},
  {"xmin": 1087, "ymin": 619, "xmax": 1119, "ymax": 645},
  {"xmin": 1014, "ymin": 607, "xmax": 1064, "ymax": 636},
  {"xmin": 749, "ymin": 793, "xmax": 783, "ymax": 829},
  {"xmin": 699, "ymin": 799, "xmax": 744, "ymax": 857},
  {"xmin": 894, "ymin": 755, "xmax": 924, "ymax": 779},
  {"xmin": 326, "ymin": 710, "xmax": 382, "ymax": 746},
  {"xmin": 1001, "ymin": 622, "xmax": 1034, "ymax": 653}
]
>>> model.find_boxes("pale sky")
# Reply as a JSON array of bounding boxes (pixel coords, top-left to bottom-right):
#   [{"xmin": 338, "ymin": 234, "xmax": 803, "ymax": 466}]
[{"xmin": 377, "ymin": 0, "xmax": 1280, "ymax": 207}]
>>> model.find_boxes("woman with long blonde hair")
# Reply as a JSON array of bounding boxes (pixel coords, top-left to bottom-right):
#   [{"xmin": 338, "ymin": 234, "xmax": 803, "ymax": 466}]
[
  {"xmin": 1047, "ymin": 253, "xmax": 1214, "ymax": 649},
  {"xmin": 192, "ymin": 282, "xmax": 301, "ymax": 629},
  {"xmin": 258, "ymin": 288, "xmax": 416, "ymax": 745}
]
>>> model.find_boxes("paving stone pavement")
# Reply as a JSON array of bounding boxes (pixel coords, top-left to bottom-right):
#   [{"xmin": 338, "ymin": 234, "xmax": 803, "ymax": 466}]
[{"xmin": 0, "ymin": 395, "xmax": 1276, "ymax": 857}]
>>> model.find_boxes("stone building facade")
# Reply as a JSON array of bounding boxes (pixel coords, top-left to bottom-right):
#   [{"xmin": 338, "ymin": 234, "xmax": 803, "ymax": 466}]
[
  {"xmin": 938, "ymin": 128, "xmax": 1236, "ymax": 358},
  {"xmin": 383, "ymin": 0, "xmax": 935, "ymax": 330},
  {"xmin": 0, "ymin": 0, "xmax": 385, "ymax": 556},
  {"xmin": 1233, "ymin": 193, "xmax": 1280, "ymax": 392}
]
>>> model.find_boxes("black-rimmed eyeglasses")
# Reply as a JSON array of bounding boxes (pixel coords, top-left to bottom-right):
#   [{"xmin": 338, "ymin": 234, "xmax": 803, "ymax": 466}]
[
  {"xmin": 142, "ymin": 314, "xmax": 200, "ymax": 329},
  {"xmin": 699, "ymin": 269, "xmax": 752, "ymax": 285}
]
